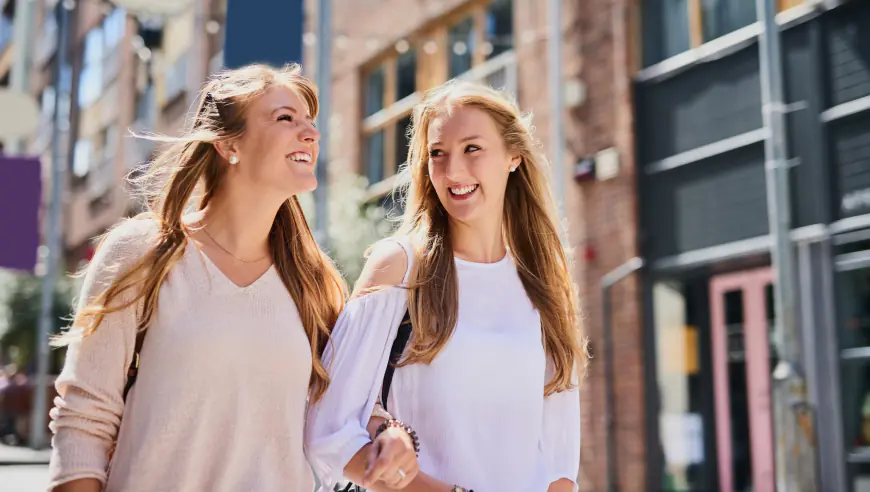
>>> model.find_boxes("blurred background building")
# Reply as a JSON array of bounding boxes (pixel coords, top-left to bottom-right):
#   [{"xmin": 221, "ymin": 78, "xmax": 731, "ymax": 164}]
[{"xmin": 1, "ymin": 0, "xmax": 870, "ymax": 491}]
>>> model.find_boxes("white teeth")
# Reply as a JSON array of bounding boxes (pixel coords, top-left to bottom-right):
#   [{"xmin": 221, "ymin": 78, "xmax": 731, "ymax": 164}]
[
  {"xmin": 450, "ymin": 184, "xmax": 478, "ymax": 196},
  {"xmin": 288, "ymin": 153, "xmax": 311, "ymax": 162}
]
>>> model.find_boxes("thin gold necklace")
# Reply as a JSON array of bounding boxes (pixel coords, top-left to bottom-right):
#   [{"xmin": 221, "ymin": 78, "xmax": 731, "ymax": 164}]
[{"xmin": 202, "ymin": 227, "xmax": 270, "ymax": 264}]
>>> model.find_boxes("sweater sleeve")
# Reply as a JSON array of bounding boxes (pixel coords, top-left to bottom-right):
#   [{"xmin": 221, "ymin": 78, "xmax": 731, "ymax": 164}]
[
  {"xmin": 304, "ymin": 287, "xmax": 409, "ymax": 490},
  {"xmin": 47, "ymin": 218, "xmax": 158, "ymax": 489}
]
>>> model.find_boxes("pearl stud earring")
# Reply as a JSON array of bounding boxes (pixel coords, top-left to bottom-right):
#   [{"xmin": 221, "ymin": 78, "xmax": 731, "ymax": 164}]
[{"xmin": 229, "ymin": 155, "xmax": 239, "ymax": 165}]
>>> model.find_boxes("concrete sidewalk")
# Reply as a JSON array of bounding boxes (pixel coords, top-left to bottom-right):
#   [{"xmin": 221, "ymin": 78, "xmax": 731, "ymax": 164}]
[{"xmin": 0, "ymin": 443, "xmax": 51, "ymax": 466}]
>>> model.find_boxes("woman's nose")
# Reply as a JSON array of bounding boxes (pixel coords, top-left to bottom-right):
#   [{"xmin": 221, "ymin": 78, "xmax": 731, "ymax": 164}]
[{"xmin": 300, "ymin": 121, "xmax": 320, "ymax": 143}]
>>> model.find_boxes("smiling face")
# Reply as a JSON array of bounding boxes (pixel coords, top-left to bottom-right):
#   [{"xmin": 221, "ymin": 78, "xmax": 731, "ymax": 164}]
[
  {"xmin": 219, "ymin": 84, "xmax": 320, "ymax": 200},
  {"xmin": 426, "ymin": 105, "xmax": 520, "ymax": 226}
]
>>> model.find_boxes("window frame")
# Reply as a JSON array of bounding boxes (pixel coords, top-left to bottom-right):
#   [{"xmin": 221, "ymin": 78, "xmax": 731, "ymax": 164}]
[
  {"xmin": 639, "ymin": 0, "xmax": 810, "ymax": 72},
  {"xmin": 359, "ymin": 0, "xmax": 515, "ymax": 192}
]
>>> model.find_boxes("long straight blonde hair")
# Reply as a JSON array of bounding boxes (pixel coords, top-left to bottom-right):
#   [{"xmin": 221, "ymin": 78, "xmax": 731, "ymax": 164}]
[
  {"xmin": 395, "ymin": 80, "xmax": 585, "ymax": 395},
  {"xmin": 55, "ymin": 64, "xmax": 347, "ymax": 402}
]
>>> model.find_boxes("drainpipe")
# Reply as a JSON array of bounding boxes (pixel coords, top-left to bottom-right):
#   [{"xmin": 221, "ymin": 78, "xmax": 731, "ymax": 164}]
[{"xmin": 601, "ymin": 256, "xmax": 644, "ymax": 492}]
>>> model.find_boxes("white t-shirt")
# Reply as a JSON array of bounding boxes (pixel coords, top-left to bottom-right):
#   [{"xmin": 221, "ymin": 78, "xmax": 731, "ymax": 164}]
[{"xmin": 305, "ymin": 236, "xmax": 580, "ymax": 491}]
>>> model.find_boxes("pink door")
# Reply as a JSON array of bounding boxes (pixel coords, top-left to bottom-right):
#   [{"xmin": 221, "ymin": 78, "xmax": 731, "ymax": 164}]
[{"xmin": 709, "ymin": 268, "xmax": 776, "ymax": 492}]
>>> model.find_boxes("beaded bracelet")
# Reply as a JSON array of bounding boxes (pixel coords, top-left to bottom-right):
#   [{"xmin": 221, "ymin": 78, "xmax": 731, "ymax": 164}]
[{"xmin": 374, "ymin": 418, "xmax": 421, "ymax": 456}]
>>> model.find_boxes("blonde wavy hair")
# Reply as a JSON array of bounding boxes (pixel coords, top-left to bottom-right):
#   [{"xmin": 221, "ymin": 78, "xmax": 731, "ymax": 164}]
[
  {"xmin": 394, "ymin": 80, "xmax": 585, "ymax": 396},
  {"xmin": 55, "ymin": 64, "xmax": 347, "ymax": 402}
]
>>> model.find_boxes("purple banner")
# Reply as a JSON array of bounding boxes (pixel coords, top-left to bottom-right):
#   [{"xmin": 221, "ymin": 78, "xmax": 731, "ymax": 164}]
[{"xmin": 0, "ymin": 156, "xmax": 42, "ymax": 273}]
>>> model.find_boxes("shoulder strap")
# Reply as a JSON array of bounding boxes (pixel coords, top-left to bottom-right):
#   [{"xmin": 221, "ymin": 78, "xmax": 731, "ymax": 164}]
[
  {"xmin": 380, "ymin": 310, "xmax": 412, "ymax": 412},
  {"xmin": 122, "ymin": 329, "xmax": 146, "ymax": 401}
]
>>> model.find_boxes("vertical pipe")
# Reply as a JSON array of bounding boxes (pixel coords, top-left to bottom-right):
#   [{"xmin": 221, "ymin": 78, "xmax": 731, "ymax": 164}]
[
  {"xmin": 548, "ymin": 0, "xmax": 565, "ymax": 220},
  {"xmin": 601, "ymin": 257, "xmax": 644, "ymax": 492},
  {"xmin": 314, "ymin": 0, "xmax": 331, "ymax": 250},
  {"xmin": 755, "ymin": 0, "xmax": 818, "ymax": 489},
  {"xmin": 31, "ymin": 0, "xmax": 70, "ymax": 449}
]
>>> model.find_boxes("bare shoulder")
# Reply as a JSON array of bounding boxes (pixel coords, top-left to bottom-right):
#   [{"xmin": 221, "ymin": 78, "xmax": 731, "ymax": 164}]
[{"xmin": 352, "ymin": 238, "xmax": 411, "ymax": 297}]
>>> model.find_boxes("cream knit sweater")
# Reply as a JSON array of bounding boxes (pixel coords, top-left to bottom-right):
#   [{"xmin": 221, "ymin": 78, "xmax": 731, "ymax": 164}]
[{"xmin": 48, "ymin": 217, "xmax": 316, "ymax": 492}]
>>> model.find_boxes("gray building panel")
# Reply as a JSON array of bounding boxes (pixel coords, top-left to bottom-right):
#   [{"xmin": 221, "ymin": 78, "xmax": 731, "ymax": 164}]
[
  {"xmin": 643, "ymin": 144, "xmax": 768, "ymax": 259},
  {"xmin": 831, "ymin": 114, "xmax": 870, "ymax": 220},
  {"xmin": 825, "ymin": 4, "xmax": 870, "ymax": 107},
  {"xmin": 636, "ymin": 47, "xmax": 763, "ymax": 164},
  {"xmin": 783, "ymin": 23, "xmax": 831, "ymax": 228}
]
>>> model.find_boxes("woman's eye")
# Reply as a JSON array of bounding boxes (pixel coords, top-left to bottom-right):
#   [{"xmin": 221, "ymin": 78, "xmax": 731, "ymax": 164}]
[
  {"xmin": 429, "ymin": 149, "xmax": 443, "ymax": 157},
  {"xmin": 465, "ymin": 144, "xmax": 481, "ymax": 153},
  {"xmin": 277, "ymin": 114, "xmax": 294, "ymax": 123}
]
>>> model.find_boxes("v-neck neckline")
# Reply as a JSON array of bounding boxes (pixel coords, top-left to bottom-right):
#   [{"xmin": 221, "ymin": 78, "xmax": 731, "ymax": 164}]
[{"xmin": 187, "ymin": 238, "xmax": 276, "ymax": 291}]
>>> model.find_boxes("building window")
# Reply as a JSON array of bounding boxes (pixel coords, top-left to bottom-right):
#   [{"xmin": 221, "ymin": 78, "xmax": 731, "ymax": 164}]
[
  {"xmin": 835, "ymin": 245, "xmax": 870, "ymax": 488},
  {"xmin": 485, "ymin": 0, "xmax": 513, "ymax": 59},
  {"xmin": 642, "ymin": 0, "xmax": 802, "ymax": 66},
  {"xmin": 78, "ymin": 8, "xmax": 126, "ymax": 109},
  {"xmin": 78, "ymin": 28, "xmax": 104, "ymax": 108},
  {"xmin": 365, "ymin": 130, "xmax": 386, "ymax": 185},
  {"xmin": 365, "ymin": 66, "xmax": 386, "ymax": 117},
  {"xmin": 73, "ymin": 139, "xmax": 93, "ymax": 178},
  {"xmin": 360, "ymin": 0, "xmax": 515, "ymax": 188},
  {"xmin": 396, "ymin": 49, "xmax": 417, "ymax": 101},
  {"xmin": 448, "ymin": 17, "xmax": 474, "ymax": 78},
  {"xmin": 701, "ymin": 0, "xmax": 756, "ymax": 43}
]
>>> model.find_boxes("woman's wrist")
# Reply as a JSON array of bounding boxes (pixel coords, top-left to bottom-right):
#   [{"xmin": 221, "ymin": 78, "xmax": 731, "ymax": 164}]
[
  {"xmin": 371, "ymin": 401, "xmax": 393, "ymax": 421},
  {"xmin": 374, "ymin": 418, "xmax": 420, "ymax": 455}
]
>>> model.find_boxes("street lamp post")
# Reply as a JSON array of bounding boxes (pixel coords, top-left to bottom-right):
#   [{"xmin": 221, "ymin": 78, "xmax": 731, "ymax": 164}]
[{"xmin": 30, "ymin": 0, "xmax": 72, "ymax": 449}]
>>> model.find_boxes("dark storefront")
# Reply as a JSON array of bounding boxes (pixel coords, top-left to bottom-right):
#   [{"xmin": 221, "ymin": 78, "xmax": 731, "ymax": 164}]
[{"xmin": 636, "ymin": 2, "xmax": 870, "ymax": 491}]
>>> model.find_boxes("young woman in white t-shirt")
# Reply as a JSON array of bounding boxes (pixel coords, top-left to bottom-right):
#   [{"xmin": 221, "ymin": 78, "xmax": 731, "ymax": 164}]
[{"xmin": 306, "ymin": 80, "xmax": 586, "ymax": 492}]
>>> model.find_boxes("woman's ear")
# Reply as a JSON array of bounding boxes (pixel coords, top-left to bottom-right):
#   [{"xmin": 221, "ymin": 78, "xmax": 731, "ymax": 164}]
[{"xmin": 213, "ymin": 139, "xmax": 239, "ymax": 164}]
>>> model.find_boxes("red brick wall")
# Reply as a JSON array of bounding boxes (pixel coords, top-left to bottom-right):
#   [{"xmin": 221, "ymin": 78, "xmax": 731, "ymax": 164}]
[
  {"xmin": 557, "ymin": 1, "xmax": 645, "ymax": 491},
  {"xmin": 306, "ymin": 1, "xmax": 646, "ymax": 490}
]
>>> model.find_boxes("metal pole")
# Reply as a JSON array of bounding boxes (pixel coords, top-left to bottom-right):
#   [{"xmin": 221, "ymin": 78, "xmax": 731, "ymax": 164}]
[
  {"xmin": 601, "ymin": 256, "xmax": 644, "ymax": 492},
  {"xmin": 548, "ymin": 0, "xmax": 565, "ymax": 220},
  {"xmin": 8, "ymin": 0, "xmax": 38, "ymax": 155},
  {"xmin": 313, "ymin": 0, "xmax": 331, "ymax": 251},
  {"xmin": 755, "ymin": 0, "xmax": 818, "ymax": 489},
  {"xmin": 30, "ymin": 0, "xmax": 70, "ymax": 449}
]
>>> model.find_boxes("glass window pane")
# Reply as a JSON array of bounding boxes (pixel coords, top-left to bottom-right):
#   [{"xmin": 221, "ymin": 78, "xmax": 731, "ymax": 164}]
[
  {"xmin": 396, "ymin": 49, "xmax": 417, "ymax": 100},
  {"xmin": 73, "ymin": 139, "xmax": 93, "ymax": 177},
  {"xmin": 702, "ymin": 0, "xmax": 756, "ymax": 42},
  {"xmin": 78, "ymin": 66, "xmax": 100, "ymax": 108},
  {"xmin": 722, "ymin": 290, "xmax": 753, "ymax": 492},
  {"xmin": 394, "ymin": 114, "xmax": 412, "ymax": 172},
  {"xmin": 105, "ymin": 9, "xmax": 126, "ymax": 49},
  {"xmin": 83, "ymin": 27, "xmax": 104, "ymax": 65},
  {"xmin": 653, "ymin": 281, "xmax": 710, "ymax": 492},
  {"xmin": 365, "ymin": 130, "xmax": 385, "ymax": 184},
  {"xmin": 365, "ymin": 66, "xmax": 385, "ymax": 117},
  {"xmin": 849, "ymin": 462, "xmax": 870, "ymax": 492},
  {"xmin": 642, "ymin": 0, "xmax": 691, "ymax": 66},
  {"xmin": 837, "ymin": 267, "xmax": 870, "ymax": 351},
  {"xmin": 485, "ymin": 0, "xmax": 513, "ymax": 59},
  {"xmin": 842, "ymin": 359, "xmax": 870, "ymax": 453},
  {"xmin": 448, "ymin": 17, "xmax": 474, "ymax": 78}
]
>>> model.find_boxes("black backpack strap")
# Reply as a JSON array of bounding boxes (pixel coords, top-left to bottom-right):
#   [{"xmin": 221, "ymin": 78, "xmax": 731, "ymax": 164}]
[
  {"xmin": 380, "ymin": 310, "xmax": 412, "ymax": 412},
  {"xmin": 122, "ymin": 329, "xmax": 146, "ymax": 401}
]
